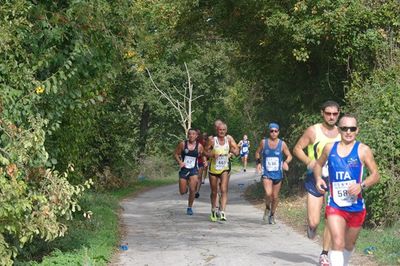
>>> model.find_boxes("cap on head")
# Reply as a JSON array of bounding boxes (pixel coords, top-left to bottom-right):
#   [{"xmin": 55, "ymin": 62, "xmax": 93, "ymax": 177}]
[{"xmin": 268, "ymin": 123, "xmax": 279, "ymax": 130}]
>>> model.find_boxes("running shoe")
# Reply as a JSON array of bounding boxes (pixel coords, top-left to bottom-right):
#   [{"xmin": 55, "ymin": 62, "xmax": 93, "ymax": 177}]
[
  {"xmin": 263, "ymin": 207, "xmax": 271, "ymax": 221},
  {"xmin": 268, "ymin": 215, "xmax": 276, "ymax": 224},
  {"xmin": 210, "ymin": 210, "xmax": 217, "ymax": 222},
  {"xmin": 195, "ymin": 192, "xmax": 200, "ymax": 199},
  {"xmin": 216, "ymin": 208, "xmax": 221, "ymax": 219},
  {"xmin": 307, "ymin": 226, "xmax": 317, "ymax": 239},
  {"xmin": 319, "ymin": 254, "xmax": 329, "ymax": 266},
  {"xmin": 186, "ymin": 207, "xmax": 193, "ymax": 215},
  {"xmin": 219, "ymin": 211, "xmax": 227, "ymax": 221}
]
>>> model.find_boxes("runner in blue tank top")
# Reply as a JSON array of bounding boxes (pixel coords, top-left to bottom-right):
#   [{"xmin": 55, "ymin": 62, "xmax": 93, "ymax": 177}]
[
  {"xmin": 238, "ymin": 135, "xmax": 250, "ymax": 172},
  {"xmin": 174, "ymin": 128, "xmax": 206, "ymax": 216},
  {"xmin": 314, "ymin": 114, "xmax": 379, "ymax": 266},
  {"xmin": 255, "ymin": 123, "xmax": 292, "ymax": 224}
]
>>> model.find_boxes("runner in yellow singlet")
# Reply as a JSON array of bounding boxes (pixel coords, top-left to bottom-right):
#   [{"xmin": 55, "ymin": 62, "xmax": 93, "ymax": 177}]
[
  {"xmin": 293, "ymin": 100, "xmax": 341, "ymax": 266},
  {"xmin": 205, "ymin": 122, "xmax": 239, "ymax": 222}
]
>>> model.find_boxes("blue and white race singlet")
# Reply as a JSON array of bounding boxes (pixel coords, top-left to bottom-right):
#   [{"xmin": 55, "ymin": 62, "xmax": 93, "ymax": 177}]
[{"xmin": 327, "ymin": 141, "xmax": 365, "ymax": 212}]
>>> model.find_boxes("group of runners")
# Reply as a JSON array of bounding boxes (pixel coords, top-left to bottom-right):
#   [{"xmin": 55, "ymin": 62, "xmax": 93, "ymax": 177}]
[{"xmin": 173, "ymin": 100, "xmax": 380, "ymax": 266}]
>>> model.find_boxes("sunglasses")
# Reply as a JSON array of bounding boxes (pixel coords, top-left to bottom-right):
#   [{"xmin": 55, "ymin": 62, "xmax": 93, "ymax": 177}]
[
  {"xmin": 339, "ymin": 126, "xmax": 357, "ymax": 132},
  {"xmin": 324, "ymin": 111, "xmax": 339, "ymax": 116},
  {"xmin": 270, "ymin": 129, "xmax": 279, "ymax": 133}
]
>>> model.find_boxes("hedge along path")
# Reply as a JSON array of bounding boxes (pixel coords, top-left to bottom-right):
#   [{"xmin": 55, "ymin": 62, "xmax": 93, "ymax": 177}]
[{"xmin": 110, "ymin": 169, "xmax": 333, "ymax": 265}]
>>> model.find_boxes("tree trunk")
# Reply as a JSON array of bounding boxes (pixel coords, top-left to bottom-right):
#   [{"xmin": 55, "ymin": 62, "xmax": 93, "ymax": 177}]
[{"xmin": 138, "ymin": 102, "xmax": 150, "ymax": 162}]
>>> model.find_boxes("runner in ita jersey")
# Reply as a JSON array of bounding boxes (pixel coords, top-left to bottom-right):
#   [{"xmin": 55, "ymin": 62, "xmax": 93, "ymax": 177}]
[
  {"xmin": 238, "ymin": 135, "xmax": 250, "ymax": 172},
  {"xmin": 293, "ymin": 100, "xmax": 341, "ymax": 266},
  {"xmin": 255, "ymin": 123, "xmax": 292, "ymax": 224},
  {"xmin": 174, "ymin": 128, "xmax": 206, "ymax": 215},
  {"xmin": 315, "ymin": 114, "xmax": 379, "ymax": 266},
  {"xmin": 205, "ymin": 122, "xmax": 239, "ymax": 222}
]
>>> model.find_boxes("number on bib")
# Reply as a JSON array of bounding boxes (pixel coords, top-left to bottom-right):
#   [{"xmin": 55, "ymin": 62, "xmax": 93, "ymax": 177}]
[
  {"xmin": 332, "ymin": 180, "xmax": 357, "ymax": 207},
  {"xmin": 215, "ymin": 155, "xmax": 228, "ymax": 171},
  {"xmin": 265, "ymin": 157, "xmax": 279, "ymax": 171},
  {"xmin": 183, "ymin": 156, "xmax": 196, "ymax": 169}
]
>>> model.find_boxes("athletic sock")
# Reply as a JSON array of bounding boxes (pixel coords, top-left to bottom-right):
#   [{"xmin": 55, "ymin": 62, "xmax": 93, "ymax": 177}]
[
  {"xmin": 343, "ymin": 248, "xmax": 354, "ymax": 266},
  {"xmin": 329, "ymin": 250, "xmax": 344, "ymax": 266}
]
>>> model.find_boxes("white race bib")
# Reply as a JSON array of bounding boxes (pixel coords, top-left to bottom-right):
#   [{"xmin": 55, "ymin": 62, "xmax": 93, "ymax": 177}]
[
  {"xmin": 265, "ymin": 157, "xmax": 279, "ymax": 171},
  {"xmin": 242, "ymin": 146, "xmax": 248, "ymax": 153},
  {"xmin": 215, "ymin": 155, "xmax": 228, "ymax": 170},
  {"xmin": 332, "ymin": 180, "xmax": 358, "ymax": 207},
  {"xmin": 183, "ymin": 156, "xmax": 196, "ymax": 169}
]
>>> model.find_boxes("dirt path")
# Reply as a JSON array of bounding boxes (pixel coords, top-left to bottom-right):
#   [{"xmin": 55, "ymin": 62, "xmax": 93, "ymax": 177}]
[{"xmin": 111, "ymin": 169, "xmax": 328, "ymax": 265}]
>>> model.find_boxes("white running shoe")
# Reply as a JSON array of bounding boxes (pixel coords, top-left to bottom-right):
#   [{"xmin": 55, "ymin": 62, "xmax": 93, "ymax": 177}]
[{"xmin": 319, "ymin": 254, "xmax": 329, "ymax": 266}]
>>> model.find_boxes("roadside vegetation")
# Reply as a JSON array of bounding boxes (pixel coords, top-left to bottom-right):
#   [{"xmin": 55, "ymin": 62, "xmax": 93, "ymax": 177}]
[
  {"xmin": 1, "ymin": 1, "xmax": 399, "ymax": 265},
  {"xmin": 15, "ymin": 176, "xmax": 176, "ymax": 266}
]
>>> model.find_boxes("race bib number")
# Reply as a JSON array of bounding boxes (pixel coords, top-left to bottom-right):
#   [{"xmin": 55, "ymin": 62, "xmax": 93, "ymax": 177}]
[
  {"xmin": 242, "ymin": 146, "xmax": 248, "ymax": 153},
  {"xmin": 332, "ymin": 180, "xmax": 357, "ymax": 207},
  {"xmin": 265, "ymin": 157, "xmax": 279, "ymax": 171},
  {"xmin": 215, "ymin": 155, "xmax": 228, "ymax": 170},
  {"xmin": 183, "ymin": 156, "xmax": 196, "ymax": 169}
]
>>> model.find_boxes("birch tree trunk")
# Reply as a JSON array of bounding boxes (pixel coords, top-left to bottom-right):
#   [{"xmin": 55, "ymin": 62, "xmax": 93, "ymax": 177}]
[{"xmin": 146, "ymin": 63, "xmax": 202, "ymax": 136}]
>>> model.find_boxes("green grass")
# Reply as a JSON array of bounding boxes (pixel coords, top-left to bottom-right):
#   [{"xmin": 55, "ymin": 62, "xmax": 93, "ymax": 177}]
[
  {"xmin": 15, "ymin": 177, "xmax": 176, "ymax": 266},
  {"xmin": 245, "ymin": 181, "xmax": 400, "ymax": 266}
]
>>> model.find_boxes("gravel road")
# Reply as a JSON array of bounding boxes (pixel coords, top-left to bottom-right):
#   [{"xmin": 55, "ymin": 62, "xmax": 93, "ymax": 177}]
[{"xmin": 111, "ymin": 169, "xmax": 327, "ymax": 266}]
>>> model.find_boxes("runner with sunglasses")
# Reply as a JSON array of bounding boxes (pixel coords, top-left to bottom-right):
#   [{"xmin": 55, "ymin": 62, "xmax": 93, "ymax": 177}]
[
  {"xmin": 255, "ymin": 123, "xmax": 292, "ymax": 224},
  {"xmin": 314, "ymin": 114, "xmax": 379, "ymax": 266},
  {"xmin": 293, "ymin": 100, "xmax": 341, "ymax": 266}
]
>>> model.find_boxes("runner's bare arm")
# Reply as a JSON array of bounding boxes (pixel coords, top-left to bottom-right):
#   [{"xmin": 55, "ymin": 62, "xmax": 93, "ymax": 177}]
[
  {"xmin": 228, "ymin": 136, "xmax": 240, "ymax": 156},
  {"xmin": 238, "ymin": 140, "xmax": 243, "ymax": 148},
  {"xmin": 348, "ymin": 144, "xmax": 380, "ymax": 196},
  {"xmin": 204, "ymin": 137, "xmax": 214, "ymax": 158},
  {"xmin": 293, "ymin": 126, "xmax": 316, "ymax": 168},
  {"xmin": 174, "ymin": 141, "xmax": 185, "ymax": 168},
  {"xmin": 282, "ymin": 141, "xmax": 292, "ymax": 171},
  {"xmin": 255, "ymin": 139, "xmax": 264, "ymax": 173},
  {"xmin": 314, "ymin": 143, "xmax": 332, "ymax": 193}
]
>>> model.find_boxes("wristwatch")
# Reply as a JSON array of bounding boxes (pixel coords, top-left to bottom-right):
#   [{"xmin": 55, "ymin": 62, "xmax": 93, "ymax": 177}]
[{"xmin": 360, "ymin": 182, "xmax": 367, "ymax": 191}]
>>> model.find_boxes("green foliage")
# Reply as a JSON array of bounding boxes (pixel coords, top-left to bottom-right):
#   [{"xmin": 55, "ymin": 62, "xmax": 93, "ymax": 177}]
[
  {"xmin": 14, "ymin": 178, "xmax": 176, "ymax": 265},
  {"xmin": 345, "ymin": 64, "xmax": 400, "ymax": 226},
  {"xmin": 0, "ymin": 117, "xmax": 91, "ymax": 265}
]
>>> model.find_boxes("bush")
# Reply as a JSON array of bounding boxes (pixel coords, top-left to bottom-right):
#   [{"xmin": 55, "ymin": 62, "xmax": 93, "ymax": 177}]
[
  {"xmin": 0, "ymin": 117, "xmax": 91, "ymax": 265},
  {"xmin": 345, "ymin": 63, "xmax": 400, "ymax": 226}
]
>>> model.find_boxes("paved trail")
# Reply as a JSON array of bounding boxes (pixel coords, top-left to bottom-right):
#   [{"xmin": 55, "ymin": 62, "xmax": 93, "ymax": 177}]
[{"xmin": 111, "ymin": 169, "xmax": 324, "ymax": 266}]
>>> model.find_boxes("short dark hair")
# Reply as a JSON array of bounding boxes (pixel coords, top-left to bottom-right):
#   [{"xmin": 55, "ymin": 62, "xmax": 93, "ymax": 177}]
[
  {"xmin": 320, "ymin": 100, "xmax": 340, "ymax": 112},
  {"xmin": 339, "ymin": 113, "xmax": 358, "ymax": 125}
]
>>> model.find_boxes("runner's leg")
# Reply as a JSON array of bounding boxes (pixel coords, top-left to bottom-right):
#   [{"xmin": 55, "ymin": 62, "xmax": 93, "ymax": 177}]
[
  {"xmin": 271, "ymin": 181, "xmax": 282, "ymax": 215},
  {"xmin": 307, "ymin": 193, "xmax": 324, "ymax": 230},
  {"xmin": 262, "ymin": 178, "xmax": 273, "ymax": 211},
  {"xmin": 243, "ymin": 155, "xmax": 248, "ymax": 171},
  {"xmin": 196, "ymin": 167, "xmax": 203, "ymax": 197},
  {"xmin": 209, "ymin": 174, "xmax": 218, "ymax": 210},
  {"xmin": 219, "ymin": 172, "xmax": 230, "ymax": 211},
  {"xmin": 327, "ymin": 214, "xmax": 347, "ymax": 266},
  {"xmin": 179, "ymin": 177, "xmax": 188, "ymax": 195},
  {"xmin": 188, "ymin": 175, "xmax": 198, "ymax": 208}
]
